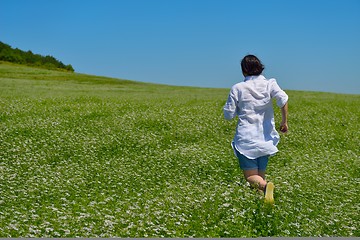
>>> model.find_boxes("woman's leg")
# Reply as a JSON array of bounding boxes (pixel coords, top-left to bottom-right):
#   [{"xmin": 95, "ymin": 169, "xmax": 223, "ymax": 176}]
[
  {"xmin": 234, "ymin": 146, "xmax": 268, "ymax": 191},
  {"xmin": 243, "ymin": 169, "xmax": 267, "ymax": 191},
  {"xmin": 258, "ymin": 170, "xmax": 266, "ymax": 181}
]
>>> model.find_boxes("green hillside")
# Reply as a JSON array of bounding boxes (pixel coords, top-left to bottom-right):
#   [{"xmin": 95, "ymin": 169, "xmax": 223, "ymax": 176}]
[
  {"xmin": 0, "ymin": 42, "xmax": 74, "ymax": 72},
  {"xmin": 0, "ymin": 62, "xmax": 359, "ymax": 237}
]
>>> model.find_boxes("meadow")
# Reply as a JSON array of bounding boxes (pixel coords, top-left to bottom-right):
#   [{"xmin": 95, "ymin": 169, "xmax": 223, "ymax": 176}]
[{"xmin": 0, "ymin": 62, "xmax": 359, "ymax": 237}]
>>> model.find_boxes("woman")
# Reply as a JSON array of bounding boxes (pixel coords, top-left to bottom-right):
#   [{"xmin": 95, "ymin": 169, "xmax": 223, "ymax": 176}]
[{"xmin": 223, "ymin": 54, "xmax": 289, "ymax": 204}]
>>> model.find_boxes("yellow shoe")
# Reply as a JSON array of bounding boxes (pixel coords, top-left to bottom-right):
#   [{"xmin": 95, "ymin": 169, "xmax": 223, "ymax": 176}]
[{"xmin": 264, "ymin": 182, "xmax": 275, "ymax": 204}]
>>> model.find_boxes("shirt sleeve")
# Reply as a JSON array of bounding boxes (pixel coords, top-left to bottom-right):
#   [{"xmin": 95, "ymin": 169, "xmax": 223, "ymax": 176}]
[
  {"xmin": 269, "ymin": 79, "xmax": 288, "ymax": 107},
  {"xmin": 223, "ymin": 86, "xmax": 238, "ymax": 120}
]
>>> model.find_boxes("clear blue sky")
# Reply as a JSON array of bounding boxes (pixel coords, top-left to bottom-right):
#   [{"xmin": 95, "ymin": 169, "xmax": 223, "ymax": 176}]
[{"xmin": 1, "ymin": 0, "xmax": 360, "ymax": 94}]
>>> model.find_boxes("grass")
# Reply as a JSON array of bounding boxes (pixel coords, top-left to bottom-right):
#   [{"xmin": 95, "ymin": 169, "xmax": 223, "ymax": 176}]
[{"xmin": 0, "ymin": 61, "xmax": 359, "ymax": 237}]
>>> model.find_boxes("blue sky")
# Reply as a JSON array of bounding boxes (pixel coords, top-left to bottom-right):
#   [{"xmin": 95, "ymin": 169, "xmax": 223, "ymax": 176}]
[{"xmin": 1, "ymin": 0, "xmax": 360, "ymax": 94}]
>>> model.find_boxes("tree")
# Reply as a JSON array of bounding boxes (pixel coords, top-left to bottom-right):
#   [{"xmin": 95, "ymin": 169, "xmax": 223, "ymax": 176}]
[{"xmin": 0, "ymin": 41, "xmax": 75, "ymax": 72}]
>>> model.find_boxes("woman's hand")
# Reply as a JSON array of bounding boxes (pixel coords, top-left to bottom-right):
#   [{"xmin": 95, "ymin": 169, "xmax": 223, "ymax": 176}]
[{"xmin": 280, "ymin": 122, "xmax": 288, "ymax": 133}]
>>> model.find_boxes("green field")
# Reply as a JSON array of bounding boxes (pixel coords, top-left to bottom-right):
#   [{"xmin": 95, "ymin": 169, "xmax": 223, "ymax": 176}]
[{"xmin": 0, "ymin": 61, "xmax": 359, "ymax": 237}]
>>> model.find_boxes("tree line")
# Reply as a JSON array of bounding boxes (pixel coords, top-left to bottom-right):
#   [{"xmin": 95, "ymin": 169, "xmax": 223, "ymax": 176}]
[{"xmin": 0, "ymin": 41, "xmax": 74, "ymax": 72}]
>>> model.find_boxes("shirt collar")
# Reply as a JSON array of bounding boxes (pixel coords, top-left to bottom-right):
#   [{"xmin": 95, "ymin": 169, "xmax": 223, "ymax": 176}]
[{"xmin": 244, "ymin": 75, "xmax": 266, "ymax": 82}]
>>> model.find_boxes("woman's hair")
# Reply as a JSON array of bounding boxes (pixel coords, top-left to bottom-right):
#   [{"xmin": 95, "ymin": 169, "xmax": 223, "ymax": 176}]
[{"xmin": 241, "ymin": 55, "xmax": 264, "ymax": 76}]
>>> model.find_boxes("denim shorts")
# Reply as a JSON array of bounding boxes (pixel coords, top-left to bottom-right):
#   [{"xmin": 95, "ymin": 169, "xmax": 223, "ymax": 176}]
[{"xmin": 232, "ymin": 144, "xmax": 269, "ymax": 171}]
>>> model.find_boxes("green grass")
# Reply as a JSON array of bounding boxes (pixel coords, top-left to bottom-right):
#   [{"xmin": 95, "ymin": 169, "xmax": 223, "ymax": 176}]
[{"xmin": 0, "ymin": 61, "xmax": 359, "ymax": 237}]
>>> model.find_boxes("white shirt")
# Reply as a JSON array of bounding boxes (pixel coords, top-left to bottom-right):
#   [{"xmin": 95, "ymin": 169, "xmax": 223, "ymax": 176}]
[{"xmin": 223, "ymin": 75, "xmax": 288, "ymax": 159}]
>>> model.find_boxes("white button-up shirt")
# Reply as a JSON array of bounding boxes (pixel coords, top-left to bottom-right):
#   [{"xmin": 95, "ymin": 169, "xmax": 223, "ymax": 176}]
[{"xmin": 223, "ymin": 75, "xmax": 288, "ymax": 159}]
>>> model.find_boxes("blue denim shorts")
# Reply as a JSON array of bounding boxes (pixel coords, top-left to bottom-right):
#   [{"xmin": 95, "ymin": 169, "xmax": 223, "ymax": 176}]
[{"xmin": 232, "ymin": 144, "xmax": 269, "ymax": 171}]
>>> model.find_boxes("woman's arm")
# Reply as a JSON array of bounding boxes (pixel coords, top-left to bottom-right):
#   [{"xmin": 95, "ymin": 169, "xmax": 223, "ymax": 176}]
[
  {"xmin": 280, "ymin": 102, "xmax": 288, "ymax": 133},
  {"xmin": 223, "ymin": 87, "xmax": 238, "ymax": 120}
]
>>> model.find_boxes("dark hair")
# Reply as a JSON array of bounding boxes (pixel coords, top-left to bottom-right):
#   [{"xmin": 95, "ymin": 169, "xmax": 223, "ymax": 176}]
[{"xmin": 241, "ymin": 55, "xmax": 264, "ymax": 76}]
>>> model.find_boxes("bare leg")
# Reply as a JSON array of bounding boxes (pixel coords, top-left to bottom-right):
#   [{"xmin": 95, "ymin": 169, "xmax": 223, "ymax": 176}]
[
  {"xmin": 243, "ymin": 169, "xmax": 267, "ymax": 191},
  {"xmin": 258, "ymin": 170, "xmax": 266, "ymax": 181}
]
